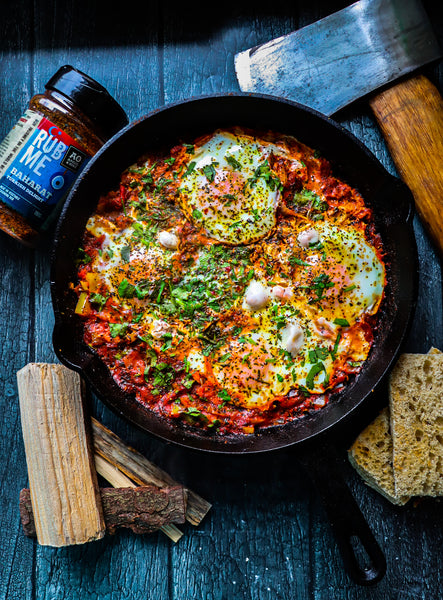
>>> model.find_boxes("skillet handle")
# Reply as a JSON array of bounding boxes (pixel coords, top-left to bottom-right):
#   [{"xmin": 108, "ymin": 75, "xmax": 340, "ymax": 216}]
[{"xmin": 297, "ymin": 442, "xmax": 386, "ymax": 586}]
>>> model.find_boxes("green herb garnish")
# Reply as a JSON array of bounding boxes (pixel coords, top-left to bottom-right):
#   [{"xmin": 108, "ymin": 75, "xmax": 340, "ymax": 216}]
[
  {"xmin": 109, "ymin": 322, "xmax": 128, "ymax": 338},
  {"xmin": 184, "ymin": 407, "xmax": 206, "ymax": 418},
  {"xmin": 306, "ymin": 362, "xmax": 326, "ymax": 389},
  {"xmin": 247, "ymin": 160, "xmax": 282, "ymax": 191},
  {"xmin": 76, "ymin": 248, "xmax": 92, "ymax": 265},
  {"xmin": 120, "ymin": 245, "xmax": 131, "ymax": 263},
  {"xmin": 90, "ymin": 293, "xmax": 108, "ymax": 311},
  {"xmin": 333, "ymin": 318, "xmax": 350, "ymax": 327},
  {"xmin": 118, "ymin": 278, "xmax": 136, "ymax": 298},
  {"xmin": 289, "ymin": 256, "xmax": 310, "ymax": 267},
  {"xmin": 183, "ymin": 160, "xmax": 196, "ymax": 177},
  {"xmin": 225, "ymin": 155, "xmax": 242, "ymax": 170},
  {"xmin": 314, "ymin": 346, "xmax": 329, "ymax": 361},
  {"xmin": 202, "ymin": 163, "xmax": 217, "ymax": 183},
  {"xmin": 218, "ymin": 389, "xmax": 231, "ymax": 405},
  {"xmin": 311, "ymin": 273, "xmax": 334, "ymax": 300},
  {"xmin": 330, "ymin": 333, "xmax": 341, "ymax": 361}
]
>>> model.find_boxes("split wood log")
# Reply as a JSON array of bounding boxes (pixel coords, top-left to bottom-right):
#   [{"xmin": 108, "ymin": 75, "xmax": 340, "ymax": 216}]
[
  {"xmin": 17, "ymin": 363, "xmax": 105, "ymax": 547},
  {"xmin": 20, "ymin": 485, "xmax": 186, "ymax": 537},
  {"xmin": 91, "ymin": 418, "xmax": 212, "ymax": 527},
  {"xmin": 17, "ymin": 362, "xmax": 211, "ymax": 546}
]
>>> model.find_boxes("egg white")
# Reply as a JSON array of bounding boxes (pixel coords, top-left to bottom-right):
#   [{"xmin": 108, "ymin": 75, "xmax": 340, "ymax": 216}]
[
  {"xmin": 178, "ymin": 130, "xmax": 292, "ymax": 244},
  {"xmin": 82, "ymin": 131, "xmax": 386, "ymax": 416}
]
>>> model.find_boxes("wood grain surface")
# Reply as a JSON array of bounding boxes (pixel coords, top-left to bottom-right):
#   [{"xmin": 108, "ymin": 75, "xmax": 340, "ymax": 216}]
[
  {"xmin": 0, "ymin": 0, "xmax": 442, "ymax": 598},
  {"xmin": 370, "ymin": 74, "xmax": 443, "ymax": 258},
  {"xmin": 17, "ymin": 364, "xmax": 105, "ymax": 546}
]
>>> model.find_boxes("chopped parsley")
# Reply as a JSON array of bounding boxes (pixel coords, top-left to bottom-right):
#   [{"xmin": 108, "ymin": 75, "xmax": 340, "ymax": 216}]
[
  {"xmin": 330, "ymin": 333, "xmax": 341, "ymax": 361},
  {"xmin": 109, "ymin": 322, "xmax": 128, "ymax": 338},
  {"xmin": 306, "ymin": 361, "xmax": 326, "ymax": 389},
  {"xmin": 183, "ymin": 161, "xmax": 196, "ymax": 177},
  {"xmin": 225, "ymin": 155, "xmax": 242, "ymax": 170},
  {"xmin": 202, "ymin": 163, "xmax": 217, "ymax": 183},
  {"xmin": 248, "ymin": 160, "xmax": 282, "ymax": 192},
  {"xmin": 90, "ymin": 293, "xmax": 108, "ymax": 311},
  {"xmin": 348, "ymin": 360, "xmax": 362, "ymax": 368},
  {"xmin": 291, "ymin": 188, "xmax": 328, "ymax": 213},
  {"xmin": 333, "ymin": 317, "xmax": 350, "ymax": 327},
  {"xmin": 222, "ymin": 193, "xmax": 236, "ymax": 202},
  {"xmin": 218, "ymin": 389, "xmax": 231, "ymax": 405},
  {"xmin": 311, "ymin": 273, "xmax": 334, "ymax": 300},
  {"xmin": 120, "ymin": 245, "xmax": 131, "ymax": 263},
  {"xmin": 118, "ymin": 278, "xmax": 136, "ymax": 298},
  {"xmin": 160, "ymin": 332, "xmax": 173, "ymax": 351},
  {"xmin": 185, "ymin": 407, "xmax": 206, "ymax": 418},
  {"xmin": 76, "ymin": 248, "xmax": 92, "ymax": 265},
  {"xmin": 238, "ymin": 335, "xmax": 258, "ymax": 345},
  {"xmin": 150, "ymin": 361, "xmax": 175, "ymax": 390},
  {"xmin": 289, "ymin": 256, "xmax": 310, "ymax": 267}
]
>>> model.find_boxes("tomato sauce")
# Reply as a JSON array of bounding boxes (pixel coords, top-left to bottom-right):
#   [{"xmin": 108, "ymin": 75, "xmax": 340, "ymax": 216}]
[{"xmin": 75, "ymin": 128, "xmax": 386, "ymax": 436}]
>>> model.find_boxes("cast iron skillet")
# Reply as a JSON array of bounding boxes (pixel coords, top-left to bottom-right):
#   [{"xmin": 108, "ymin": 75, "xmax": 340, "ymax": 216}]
[{"xmin": 50, "ymin": 94, "xmax": 418, "ymax": 585}]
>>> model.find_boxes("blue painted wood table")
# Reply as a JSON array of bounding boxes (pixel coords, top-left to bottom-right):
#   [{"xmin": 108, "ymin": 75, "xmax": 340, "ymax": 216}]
[{"xmin": 1, "ymin": 1, "xmax": 442, "ymax": 598}]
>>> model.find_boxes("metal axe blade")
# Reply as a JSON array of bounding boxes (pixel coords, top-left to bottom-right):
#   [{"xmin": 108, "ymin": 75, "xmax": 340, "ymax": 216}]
[{"xmin": 234, "ymin": 0, "xmax": 441, "ymax": 115}]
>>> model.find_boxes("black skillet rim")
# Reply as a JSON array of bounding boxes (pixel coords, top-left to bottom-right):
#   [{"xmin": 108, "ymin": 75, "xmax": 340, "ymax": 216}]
[{"xmin": 50, "ymin": 92, "xmax": 418, "ymax": 454}]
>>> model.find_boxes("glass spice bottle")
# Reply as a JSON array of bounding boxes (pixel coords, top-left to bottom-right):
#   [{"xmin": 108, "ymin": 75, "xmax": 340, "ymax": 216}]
[{"xmin": 0, "ymin": 65, "xmax": 128, "ymax": 247}]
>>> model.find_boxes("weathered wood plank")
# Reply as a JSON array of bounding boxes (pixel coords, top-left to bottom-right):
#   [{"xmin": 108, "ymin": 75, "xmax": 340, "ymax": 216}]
[
  {"xmin": 0, "ymin": 0, "xmax": 442, "ymax": 599},
  {"xmin": 27, "ymin": 2, "xmax": 170, "ymax": 599},
  {"xmin": 0, "ymin": 2, "xmax": 36, "ymax": 599}
]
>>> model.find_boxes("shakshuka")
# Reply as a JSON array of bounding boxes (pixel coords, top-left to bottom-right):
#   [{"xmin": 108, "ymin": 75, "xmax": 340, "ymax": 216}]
[{"xmin": 74, "ymin": 127, "xmax": 386, "ymax": 435}]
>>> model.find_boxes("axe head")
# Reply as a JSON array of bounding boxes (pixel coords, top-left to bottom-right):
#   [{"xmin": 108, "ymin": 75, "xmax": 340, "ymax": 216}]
[{"xmin": 234, "ymin": 0, "xmax": 441, "ymax": 115}]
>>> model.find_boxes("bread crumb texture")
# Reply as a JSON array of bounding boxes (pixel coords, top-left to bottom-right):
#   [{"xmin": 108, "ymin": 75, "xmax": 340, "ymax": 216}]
[
  {"xmin": 348, "ymin": 408, "xmax": 410, "ymax": 505},
  {"xmin": 390, "ymin": 353, "xmax": 443, "ymax": 497}
]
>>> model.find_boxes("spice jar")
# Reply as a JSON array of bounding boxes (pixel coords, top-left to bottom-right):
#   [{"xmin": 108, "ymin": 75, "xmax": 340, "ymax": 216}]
[{"xmin": 0, "ymin": 65, "xmax": 128, "ymax": 247}]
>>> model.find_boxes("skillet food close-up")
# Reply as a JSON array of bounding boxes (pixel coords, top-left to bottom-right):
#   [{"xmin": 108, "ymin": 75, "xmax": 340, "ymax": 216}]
[
  {"xmin": 51, "ymin": 95, "xmax": 417, "ymax": 453},
  {"xmin": 73, "ymin": 126, "xmax": 386, "ymax": 436}
]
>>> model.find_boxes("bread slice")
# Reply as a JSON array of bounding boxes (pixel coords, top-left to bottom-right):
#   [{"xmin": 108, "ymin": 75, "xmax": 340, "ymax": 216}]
[
  {"xmin": 348, "ymin": 347, "xmax": 442, "ymax": 503},
  {"xmin": 348, "ymin": 407, "xmax": 410, "ymax": 505},
  {"xmin": 390, "ymin": 352, "xmax": 443, "ymax": 497}
]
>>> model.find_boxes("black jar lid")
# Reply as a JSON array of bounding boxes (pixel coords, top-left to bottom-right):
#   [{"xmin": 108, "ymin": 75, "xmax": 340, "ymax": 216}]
[{"xmin": 45, "ymin": 65, "xmax": 129, "ymax": 140}]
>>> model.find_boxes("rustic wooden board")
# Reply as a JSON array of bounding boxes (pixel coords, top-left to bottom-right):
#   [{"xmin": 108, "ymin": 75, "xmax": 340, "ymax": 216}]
[{"xmin": 0, "ymin": 0, "xmax": 442, "ymax": 598}]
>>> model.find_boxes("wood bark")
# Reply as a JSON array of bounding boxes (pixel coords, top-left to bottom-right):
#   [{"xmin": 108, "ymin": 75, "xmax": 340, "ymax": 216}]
[
  {"xmin": 20, "ymin": 485, "xmax": 186, "ymax": 537},
  {"xmin": 92, "ymin": 418, "xmax": 211, "ymax": 526}
]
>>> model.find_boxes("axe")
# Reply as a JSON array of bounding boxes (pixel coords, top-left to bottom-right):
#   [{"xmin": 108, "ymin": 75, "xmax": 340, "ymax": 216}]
[{"xmin": 235, "ymin": 0, "xmax": 443, "ymax": 254}]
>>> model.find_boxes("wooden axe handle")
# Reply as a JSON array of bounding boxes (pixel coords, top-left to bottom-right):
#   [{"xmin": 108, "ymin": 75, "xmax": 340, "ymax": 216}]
[{"xmin": 369, "ymin": 74, "xmax": 443, "ymax": 256}]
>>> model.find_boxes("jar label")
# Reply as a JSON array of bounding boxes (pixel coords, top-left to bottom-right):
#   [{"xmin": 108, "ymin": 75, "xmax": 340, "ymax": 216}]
[{"xmin": 0, "ymin": 109, "xmax": 90, "ymax": 227}]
